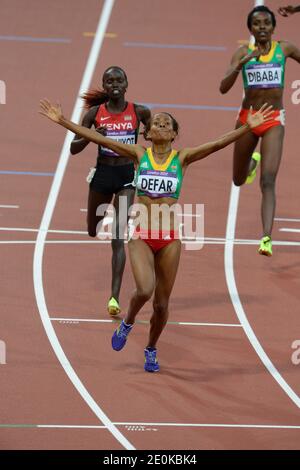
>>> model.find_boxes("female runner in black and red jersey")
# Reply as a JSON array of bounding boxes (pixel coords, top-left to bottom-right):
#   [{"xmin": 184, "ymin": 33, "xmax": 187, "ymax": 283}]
[{"xmin": 71, "ymin": 66, "xmax": 150, "ymax": 315}]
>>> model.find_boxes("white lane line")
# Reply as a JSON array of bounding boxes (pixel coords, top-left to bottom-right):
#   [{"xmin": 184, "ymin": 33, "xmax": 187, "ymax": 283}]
[
  {"xmin": 115, "ymin": 422, "xmax": 300, "ymax": 430},
  {"xmin": 279, "ymin": 228, "xmax": 300, "ymax": 234},
  {"xmin": 1, "ymin": 422, "xmax": 300, "ymax": 430},
  {"xmin": 0, "ymin": 422, "xmax": 300, "ymax": 431},
  {"xmin": 1, "ymin": 226, "xmax": 300, "ymax": 246},
  {"xmin": 0, "ymin": 205, "xmax": 19, "ymax": 208},
  {"xmin": 39, "ymin": 425, "xmax": 106, "ymax": 429},
  {"xmin": 0, "ymin": 227, "xmax": 87, "ymax": 234},
  {"xmin": 50, "ymin": 317, "xmax": 242, "ymax": 327},
  {"xmin": 275, "ymin": 218, "xmax": 300, "ymax": 223},
  {"xmin": 225, "ymin": 184, "xmax": 300, "ymax": 408},
  {"xmin": 2, "ymin": 238, "xmax": 300, "ymax": 246},
  {"xmin": 223, "ymin": 0, "xmax": 300, "ymax": 410},
  {"xmin": 33, "ymin": 0, "xmax": 134, "ymax": 451}
]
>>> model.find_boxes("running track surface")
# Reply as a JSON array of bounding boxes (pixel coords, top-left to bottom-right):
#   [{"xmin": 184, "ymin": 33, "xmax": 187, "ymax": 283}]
[{"xmin": 1, "ymin": 0, "xmax": 300, "ymax": 450}]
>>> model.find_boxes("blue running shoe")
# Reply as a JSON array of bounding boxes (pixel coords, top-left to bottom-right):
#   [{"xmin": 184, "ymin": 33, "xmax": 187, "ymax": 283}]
[
  {"xmin": 144, "ymin": 348, "xmax": 160, "ymax": 372},
  {"xmin": 111, "ymin": 320, "xmax": 132, "ymax": 351}
]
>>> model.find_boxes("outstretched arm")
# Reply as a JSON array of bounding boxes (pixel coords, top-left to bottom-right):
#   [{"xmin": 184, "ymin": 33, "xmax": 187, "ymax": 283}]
[
  {"xmin": 181, "ymin": 104, "xmax": 273, "ymax": 167},
  {"xmin": 39, "ymin": 99, "xmax": 144, "ymax": 162},
  {"xmin": 278, "ymin": 5, "xmax": 300, "ymax": 16}
]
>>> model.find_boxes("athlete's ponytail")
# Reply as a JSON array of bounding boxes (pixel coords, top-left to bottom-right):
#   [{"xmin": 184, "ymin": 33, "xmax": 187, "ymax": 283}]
[{"xmin": 81, "ymin": 88, "xmax": 109, "ymax": 109}]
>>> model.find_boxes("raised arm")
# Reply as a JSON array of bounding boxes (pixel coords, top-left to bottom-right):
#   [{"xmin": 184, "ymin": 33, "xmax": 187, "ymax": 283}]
[
  {"xmin": 220, "ymin": 45, "xmax": 261, "ymax": 94},
  {"xmin": 278, "ymin": 5, "xmax": 300, "ymax": 16},
  {"xmin": 39, "ymin": 99, "xmax": 144, "ymax": 163},
  {"xmin": 180, "ymin": 104, "xmax": 273, "ymax": 167}
]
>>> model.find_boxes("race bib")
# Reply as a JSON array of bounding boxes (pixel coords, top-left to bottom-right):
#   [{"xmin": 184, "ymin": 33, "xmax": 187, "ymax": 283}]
[
  {"xmin": 102, "ymin": 131, "xmax": 136, "ymax": 157},
  {"xmin": 245, "ymin": 63, "xmax": 282, "ymax": 88},
  {"xmin": 137, "ymin": 170, "xmax": 177, "ymax": 197}
]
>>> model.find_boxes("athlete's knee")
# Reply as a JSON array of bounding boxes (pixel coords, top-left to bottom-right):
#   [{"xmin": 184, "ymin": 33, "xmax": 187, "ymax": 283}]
[
  {"xmin": 136, "ymin": 286, "xmax": 154, "ymax": 302},
  {"xmin": 111, "ymin": 237, "xmax": 125, "ymax": 252},
  {"xmin": 87, "ymin": 226, "xmax": 97, "ymax": 238},
  {"xmin": 233, "ymin": 177, "xmax": 245, "ymax": 187},
  {"xmin": 153, "ymin": 299, "xmax": 169, "ymax": 316},
  {"xmin": 260, "ymin": 173, "xmax": 276, "ymax": 192},
  {"xmin": 87, "ymin": 216, "xmax": 104, "ymax": 237}
]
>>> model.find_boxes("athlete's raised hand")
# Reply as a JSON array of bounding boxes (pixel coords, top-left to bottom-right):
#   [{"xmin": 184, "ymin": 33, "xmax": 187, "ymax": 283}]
[
  {"xmin": 278, "ymin": 5, "xmax": 297, "ymax": 16},
  {"xmin": 39, "ymin": 99, "xmax": 63, "ymax": 123},
  {"xmin": 246, "ymin": 103, "xmax": 274, "ymax": 129}
]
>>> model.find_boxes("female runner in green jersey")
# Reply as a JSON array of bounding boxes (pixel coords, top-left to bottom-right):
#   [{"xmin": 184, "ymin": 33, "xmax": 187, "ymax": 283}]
[
  {"xmin": 40, "ymin": 99, "xmax": 272, "ymax": 373},
  {"xmin": 220, "ymin": 5, "xmax": 300, "ymax": 256}
]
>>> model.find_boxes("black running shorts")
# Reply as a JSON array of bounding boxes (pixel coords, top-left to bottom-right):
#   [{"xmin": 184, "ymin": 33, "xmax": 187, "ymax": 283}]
[{"xmin": 90, "ymin": 163, "xmax": 135, "ymax": 195}]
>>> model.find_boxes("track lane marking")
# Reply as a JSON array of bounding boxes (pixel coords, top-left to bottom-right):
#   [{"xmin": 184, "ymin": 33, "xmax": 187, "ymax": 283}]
[{"xmin": 32, "ymin": 0, "xmax": 135, "ymax": 451}]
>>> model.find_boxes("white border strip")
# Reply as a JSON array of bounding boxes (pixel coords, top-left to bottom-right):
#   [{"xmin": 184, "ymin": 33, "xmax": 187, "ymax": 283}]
[
  {"xmin": 224, "ymin": 184, "xmax": 300, "ymax": 408},
  {"xmin": 33, "ymin": 0, "xmax": 135, "ymax": 450}
]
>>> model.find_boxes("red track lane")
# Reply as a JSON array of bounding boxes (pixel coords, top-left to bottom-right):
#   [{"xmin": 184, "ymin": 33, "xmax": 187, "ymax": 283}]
[{"xmin": 1, "ymin": 0, "xmax": 300, "ymax": 450}]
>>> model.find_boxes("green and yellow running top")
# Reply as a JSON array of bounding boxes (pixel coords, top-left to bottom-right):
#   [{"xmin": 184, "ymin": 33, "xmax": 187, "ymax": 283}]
[
  {"xmin": 242, "ymin": 41, "xmax": 285, "ymax": 89},
  {"xmin": 135, "ymin": 148, "xmax": 183, "ymax": 199}
]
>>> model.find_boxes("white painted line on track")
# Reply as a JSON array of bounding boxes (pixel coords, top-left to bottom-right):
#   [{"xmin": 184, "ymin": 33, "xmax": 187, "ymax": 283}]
[
  {"xmin": 275, "ymin": 218, "xmax": 300, "ymax": 223},
  {"xmin": 1, "ymin": 422, "xmax": 300, "ymax": 430},
  {"xmin": 4, "ymin": 422, "xmax": 300, "ymax": 430},
  {"xmin": 50, "ymin": 317, "xmax": 242, "ymax": 327},
  {"xmin": 115, "ymin": 422, "xmax": 300, "ymax": 430},
  {"xmin": 279, "ymin": 228, "xmax": 300, "ymax": 234},
  {"xmin": 1, "ymin": 237, "xmax": 300, "ymax": 246},
  {"xmin": 0, "ymin": 205, "xmax": 19, "ymax": 208},
  {"xmin": 225, "ymin": 184, "xmax": 300, "ymax": 409},
  {"xmin": 32, "ymin": 0, "xmax": 135, "ymax": 451},
  {"xmin": 1, "ymin": 226, "xmax": 300, "ymax": 246}
]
